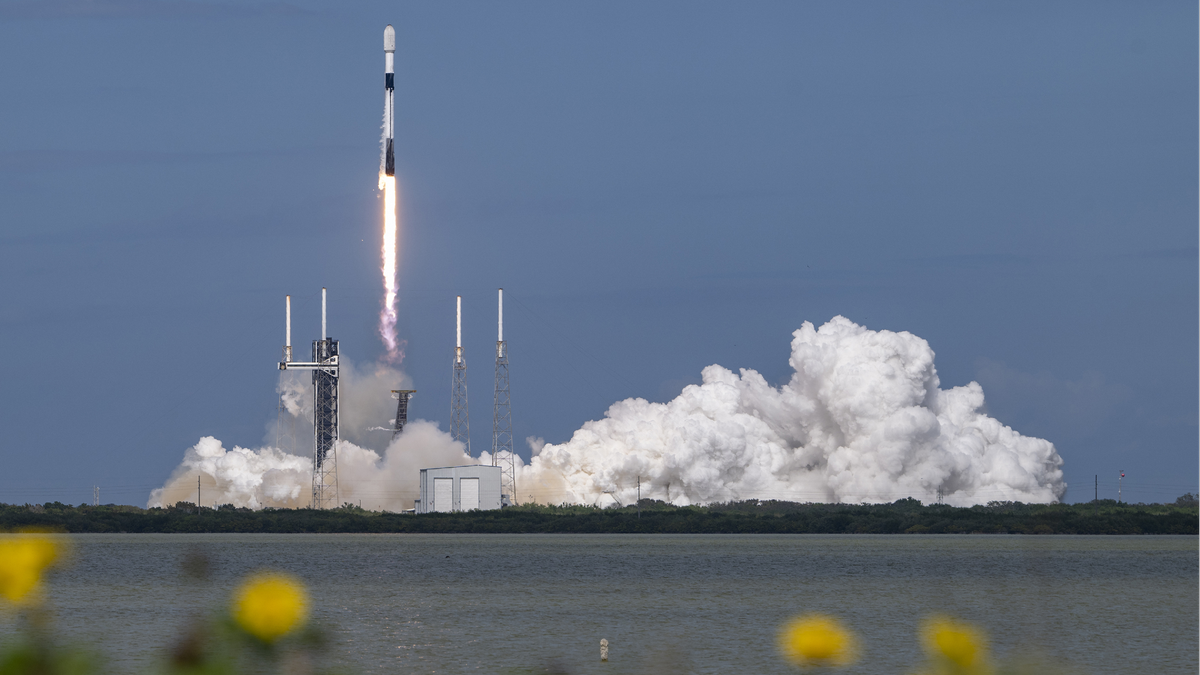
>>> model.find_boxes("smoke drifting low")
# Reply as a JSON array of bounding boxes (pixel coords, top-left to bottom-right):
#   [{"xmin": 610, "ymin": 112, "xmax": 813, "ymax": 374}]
[
  {"xmin": 515, "ymin": 317, "xmax": 1066, "ymax": 507},
  {"xmin": 148, "ymin": 360, "xmax": 471, "ymax": 511}
]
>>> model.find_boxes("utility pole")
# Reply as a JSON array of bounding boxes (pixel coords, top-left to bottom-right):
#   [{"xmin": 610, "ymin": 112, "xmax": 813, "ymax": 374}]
[
  {"xmin": 637, "ymin": 476, "xmax": 641, "ymax": 519},
  {"xmin": 197, "ymin": 474, "xmax": 201, "ymax": 510},
  {"xmin": 1119, "ymin": 471, "xmax": 1124, "ymax": 503},
  {"xmin": 1095, "ymin": 475, "xmax": 1098, "ymax": 502}
]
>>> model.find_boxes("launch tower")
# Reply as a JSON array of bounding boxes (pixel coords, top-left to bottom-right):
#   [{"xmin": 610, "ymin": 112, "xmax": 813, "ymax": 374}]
[
  {"xmin": 492, "ymin": 289, "xmax": 516, "ymax": 504},
  {"xmin": 279, "ymin": 289, "xmax": 341, "ymax": 509},
  {"xmin": 451, "ymin": 296, "xmax": 470, "ymax": 454}
]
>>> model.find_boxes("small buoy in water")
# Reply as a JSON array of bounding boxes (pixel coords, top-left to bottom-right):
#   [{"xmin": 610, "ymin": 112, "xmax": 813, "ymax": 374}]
[{"xmin": 600, "ymin": 638, "xmax": 608, "ymax": 662}]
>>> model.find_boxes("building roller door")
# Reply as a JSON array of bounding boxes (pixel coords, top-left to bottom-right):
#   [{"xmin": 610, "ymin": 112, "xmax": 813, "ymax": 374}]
[
  {"xmin": 460, "ymin": 478, "xmax": 479, "ymax": 511},
  {"xmin": 433, "ymin": 478, "xmax": 453, "ymax": 512}
]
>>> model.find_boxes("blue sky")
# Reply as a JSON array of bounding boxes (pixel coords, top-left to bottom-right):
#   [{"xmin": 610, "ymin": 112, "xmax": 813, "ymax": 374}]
[{"xmin": 0, "ymin": 0, "xmax": 1195, "ymax": 505}]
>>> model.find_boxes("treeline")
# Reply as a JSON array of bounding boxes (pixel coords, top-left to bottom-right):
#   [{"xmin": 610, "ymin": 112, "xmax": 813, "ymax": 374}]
[{"xmin": 0, "ymin": 496, "xmax": 1195, "ymax": 534}]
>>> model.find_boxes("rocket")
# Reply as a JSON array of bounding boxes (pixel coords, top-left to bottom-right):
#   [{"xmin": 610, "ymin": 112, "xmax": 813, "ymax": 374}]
[{"xmin": 384, "ymin": 24, "xmax": 395, "ymax": 176}]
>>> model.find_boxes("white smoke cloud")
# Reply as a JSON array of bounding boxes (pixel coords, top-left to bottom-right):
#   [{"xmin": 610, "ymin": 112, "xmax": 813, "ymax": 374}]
[
  {"xmin": 149, "ymin": 359, "xmax": 475, "ymax": 511},
  {"xmin": 150, "ymin": 318, "xmax": 1066, "ymax": 511},
  {"xmin": 516, "ymin": 316, "xmax": 1066, "ymax": 507}
]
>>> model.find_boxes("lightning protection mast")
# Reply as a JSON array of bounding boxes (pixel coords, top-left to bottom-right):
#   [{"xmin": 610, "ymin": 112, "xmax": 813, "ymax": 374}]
[
  {"xmin": 278, "ymin": 289, "xmax": 341, "ymax": 509},
  {"xmin": 451, "ymin": 296, "xmax": 470, "ymax": 455},
  {"xmin": 492, "ymin": 288, "xmax": 516, "ymax": 505},
  {"xmin": 275, "ymin": 296, "xmax": 298, "ymax": 457}
]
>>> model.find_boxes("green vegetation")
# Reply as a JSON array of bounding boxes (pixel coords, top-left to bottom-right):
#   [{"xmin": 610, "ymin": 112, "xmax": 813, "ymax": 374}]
[{"xmin": 1, "ymin": 496, "xmax": 1195, "ymax": 534}]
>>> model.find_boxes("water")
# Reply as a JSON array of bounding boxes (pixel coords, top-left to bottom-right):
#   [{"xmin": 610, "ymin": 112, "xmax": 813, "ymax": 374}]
[{"xmin": 8, "ymin": 534, "xmax": 1197, "ymax": 674}]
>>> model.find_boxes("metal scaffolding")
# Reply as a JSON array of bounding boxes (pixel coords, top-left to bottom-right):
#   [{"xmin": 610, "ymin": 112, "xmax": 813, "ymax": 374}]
[
  {"xmin": 311, "ymin": 336, "xmax": 340, "ymax": 509},
  {"xmin": 451, "ymin": 296, "xmax": 470, "ymax": 455},
  {"xmin": 391, "ymin": 389, "xmax": 416, "ymax": 439},
  {"xmin": 279, "ymin": 290, "xmax": 341, "ymax": 509},
  {"xmin": 492, "ymin": 288, "xmax": 516, "ymax": 505}
]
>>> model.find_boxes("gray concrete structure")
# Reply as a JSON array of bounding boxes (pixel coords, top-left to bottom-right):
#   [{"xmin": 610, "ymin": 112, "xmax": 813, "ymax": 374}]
[{"xmin": 416, "ymin": 465, "xmax": 503, "ymax": 513}]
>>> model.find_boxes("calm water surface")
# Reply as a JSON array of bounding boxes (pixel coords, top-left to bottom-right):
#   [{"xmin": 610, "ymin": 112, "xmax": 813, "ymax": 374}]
[{"xmin": 10, "ymin": 534, "xmax": 1197, "ymax": 674}]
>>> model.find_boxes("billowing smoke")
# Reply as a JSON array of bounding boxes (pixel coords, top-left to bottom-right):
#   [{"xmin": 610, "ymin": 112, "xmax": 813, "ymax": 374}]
[
  {"xmin": 515, "ymin": 317, "xmax": 1066, "ymax": 507},
  {"xmin": 148, "ymin": 359, "xmax": 473, "ymax": 510}
]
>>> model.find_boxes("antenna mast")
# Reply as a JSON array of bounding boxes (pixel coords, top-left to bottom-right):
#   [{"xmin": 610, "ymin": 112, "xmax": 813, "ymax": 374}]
[
  {"xmin": 451, "ymin": 296, "xmax": 470, "ymax": 455},
  {"xmin": 492, "ymin": 288, "xmax": 517, "ymax": 505}
]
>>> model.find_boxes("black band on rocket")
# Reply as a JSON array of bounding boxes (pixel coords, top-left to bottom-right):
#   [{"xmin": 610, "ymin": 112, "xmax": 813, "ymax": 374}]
[{"xmin": 386, "ymin": 73, "xmax": 394, "ymax": 90}]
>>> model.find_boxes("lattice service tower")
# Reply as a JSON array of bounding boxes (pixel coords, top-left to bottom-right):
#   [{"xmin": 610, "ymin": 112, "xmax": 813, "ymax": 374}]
[
  {"xmin": 492, "ymin": 288, "xmax": 516, "ymax": 505},
  {"xmin": 278, "ymin": 289, "xmax": 341, "ymax": 509},
  {"xmin": 451, "ymin": 296, "xmax": 470, "ymax": 455},
  {"xmin": 391, "ymin": 389, "xmax": 416, "ymax": 439}
]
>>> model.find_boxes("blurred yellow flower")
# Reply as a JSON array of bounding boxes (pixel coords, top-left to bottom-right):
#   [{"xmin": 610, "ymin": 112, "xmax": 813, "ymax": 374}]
[
  {"xmin": 921, "ymin": 616, "xmax": 991, "ymax": 674},
  {"xmin": 778, "ymin": 614, "xmax": 858, "ymax": 667},
  {"xmin": 232, "ymin": 572, "xmax": 309, "ymax": 642},
  {"xmin": 0, "ymin": 534, "xmax": 60, "ymax": 605}
]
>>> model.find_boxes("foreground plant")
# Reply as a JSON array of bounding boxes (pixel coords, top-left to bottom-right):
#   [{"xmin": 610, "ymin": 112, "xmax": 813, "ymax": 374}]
[
  {"xmin": 918, "ymin": 616, "xmax": 992, "ymax": 675},
  {"xmin": 777, "ymin": 613, "xmax": 859, "ymax": 668},
  {"xmin": 0, "ymin": 533, "xmax": 98, "ymax": 675},
  {"xmin": 160, "ymin": 569, "xmax": 341, "ymax": 675},
  {"xmin": 233, "ymin": 572, "xmax": 310, "ymax": 644},
  {"xmin": 0, "ymin": 533, "xmax": 61, "ymax": 606}
]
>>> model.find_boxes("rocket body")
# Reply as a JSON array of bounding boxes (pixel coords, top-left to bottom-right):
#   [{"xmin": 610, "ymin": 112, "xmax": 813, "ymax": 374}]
[{"xmin": 384, "ymin": 24, "xmax": 395, "ymax": 176}]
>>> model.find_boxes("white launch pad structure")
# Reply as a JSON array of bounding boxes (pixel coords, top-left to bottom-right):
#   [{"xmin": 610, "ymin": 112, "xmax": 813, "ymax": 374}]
[{"xmin": 279, "ymin": 289, "xmax": 341, "ymax": 509}]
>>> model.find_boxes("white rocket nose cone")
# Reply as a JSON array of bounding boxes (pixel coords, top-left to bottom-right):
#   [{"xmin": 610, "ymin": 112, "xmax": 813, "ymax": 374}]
[{"xmin": 384, "ymin": 25, "xmax": 395, "ymax": 52}]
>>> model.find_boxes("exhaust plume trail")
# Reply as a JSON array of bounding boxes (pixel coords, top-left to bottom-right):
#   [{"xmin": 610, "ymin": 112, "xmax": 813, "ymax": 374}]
[{"xmin": 378, "ymin": 173, "xmax": 401, "ymax": 361}]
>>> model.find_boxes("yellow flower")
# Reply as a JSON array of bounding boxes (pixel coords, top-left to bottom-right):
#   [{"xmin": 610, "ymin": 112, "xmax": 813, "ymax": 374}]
[
  {"xmin": 778, "ymin": 614, "xmax": 859, "ymax": 667},
  {"xmin": 920, "ymin": 616, "xmax": 991, "ymax": 674},
  {"xmin": 0, "ymin": 534, "xmax": 60, "ymax": 605},
  {"xmin": 232, "ymin": 572, "xmax": 309, "ymax": 642}
]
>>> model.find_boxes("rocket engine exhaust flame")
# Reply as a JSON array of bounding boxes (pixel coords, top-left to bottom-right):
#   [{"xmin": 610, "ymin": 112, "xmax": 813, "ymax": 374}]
[{"xmin": 378, "ymin": 174, "xmax": 402, "ymax": 361}]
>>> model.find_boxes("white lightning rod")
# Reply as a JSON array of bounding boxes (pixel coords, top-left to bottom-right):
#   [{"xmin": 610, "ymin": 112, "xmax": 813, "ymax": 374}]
[
  {"xmin": 498, "ymin": 288, "xmax": 503, "ymax": 342},
  {"xmin": 322, "ymin": 287, "xmax": 327, "ymax": 340},
  {"xmin": 284, "ymin": 295, "xmax": 292, "ymax": 363}
]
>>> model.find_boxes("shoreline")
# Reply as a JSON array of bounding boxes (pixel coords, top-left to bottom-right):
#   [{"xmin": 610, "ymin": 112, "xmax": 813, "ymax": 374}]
[{"xmin": 4, "ymin": 498, "xmax": 1195, "ymax": 535}]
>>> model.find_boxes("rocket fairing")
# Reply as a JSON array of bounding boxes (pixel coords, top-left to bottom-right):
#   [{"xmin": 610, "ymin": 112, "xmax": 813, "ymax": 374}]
[{"xmin": 384, "ymin": 25, "xmax": 395, "ymax": 177}]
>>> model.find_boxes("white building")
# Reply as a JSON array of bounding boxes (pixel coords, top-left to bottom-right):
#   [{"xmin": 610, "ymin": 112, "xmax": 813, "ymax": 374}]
[{"xmin": 416, "ymin": 465, "xmax": 504, "ymax": 513}]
